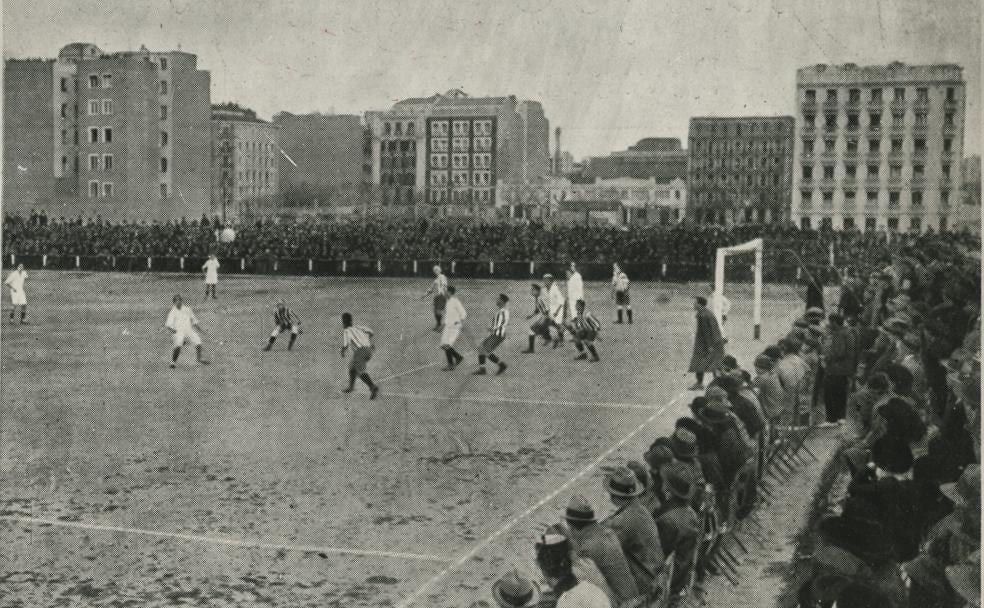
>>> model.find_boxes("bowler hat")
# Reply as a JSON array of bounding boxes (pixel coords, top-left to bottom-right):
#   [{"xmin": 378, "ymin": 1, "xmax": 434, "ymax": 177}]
[
  {"xmin": 670, "ymin": 428, "xmax": 699, "ymax": 459},
  {"xmin": 940, "ymin": 464, "xmax": 980, "ymax": 508},
  {"xmin": 697, "ymin": 400, "xmax": 730, "ymax": 426},
  {"xmin": 491, "ymin": 569, "xmax": 540, "ymax": 608},
  {"xmin": 564, "ymin": 494, "xmax": 596, "ymax": 522},
  {"xmin": 604, "ymin": 466, "xmax": 644, "ymax": 498}
]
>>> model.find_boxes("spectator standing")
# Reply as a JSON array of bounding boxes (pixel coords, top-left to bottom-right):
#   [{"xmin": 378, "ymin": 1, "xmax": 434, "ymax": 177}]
[
  {"xmin": 823, "ymin": 313, "xmax": 855, "ymax": 423},
  {"xmin": 688, "ymin": 296, "xmax": 725, "ymax": 390}
]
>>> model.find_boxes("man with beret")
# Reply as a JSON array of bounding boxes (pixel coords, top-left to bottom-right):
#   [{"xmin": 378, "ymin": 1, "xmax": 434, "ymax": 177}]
[
  {"xmin": 655, "ymin": 463, "xmax": 701, "ymax": 595},
  {"xmin": 561, "ymin": 494, "xmax": 639, "ymax": 604},
  {"xmin": 602, "ymin": 466, "xmax": 665, "ymax": 597}
]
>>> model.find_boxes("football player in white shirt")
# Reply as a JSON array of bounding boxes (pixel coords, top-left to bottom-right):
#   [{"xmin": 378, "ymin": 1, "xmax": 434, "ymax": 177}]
[
  {"xmin": 544, "ymin": 274, "xmax": 566, "ymax": 347},
  {"xmin": 165, "ymin": 294, "xmax": 210, "ymax": 368},
  {"xmin": 202, "ymin": 254, "xmax": 220, "ymax": 300},
  {"xmin": 421, "ymin": 265, "xmax": 449, "ymax": 331},
  {"xmin": 440, "ymin": 285, "xmax": 467, "ymax": 370},
  {"xmin": 566, "ymin": 262, "xmax": 584, "ymax": 308},
  {"xmin": 5, "ymin": 263, "xmax": 28, "ymax": 324},
  {"xmin": 611, "ymin": 263, "xmax": 632, "ymax": 324}
]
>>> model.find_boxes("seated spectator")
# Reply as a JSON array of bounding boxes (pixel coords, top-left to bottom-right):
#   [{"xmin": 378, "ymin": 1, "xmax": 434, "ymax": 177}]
[
  {"xmin": 670, "ymin": 422, "xmax": 719, "ymax": 504},
  {"xmin": 655, "ymin": 462, "xmax": 701, "ymax": 595},
  {"xmin": 561, "ymin": 495, "xmax": 639, "ymax": 604},
  {"xmin": 708, "ymin": 377, "xmax": 765, "ymax": 440},
  {"xmin": 752, "ymin": 353, "xmax": 784, "ymax": 429},
  {"xmin": 602, "ymin": 466, "xmax": 665, "ymax": 596},
  {"xmin": 694, "ymin": 398, "xmax": 751, "ymax": 487},
  {"xmin": 491, "ymin": 569, "xmax": 540, "ymax": 608},
  {"xmin": 534, "ymin": 534, "xmax": 612, "ymax": 608},
  {"xmin": 625, "ymin": 460, "xmax": 660, "ymax": 519}
]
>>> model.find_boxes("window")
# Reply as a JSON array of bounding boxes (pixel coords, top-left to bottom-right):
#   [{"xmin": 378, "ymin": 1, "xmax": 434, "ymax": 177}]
[
  {"xmin": 889, "ymin": 165, "xmax": 901, "ymax": 178},
  {"xmin": 101, "ymin": 73, "xmax": 112, "ymax": 88},
  {"xmin": 892, "ymin": 113, "xmax": 904, "ymax": 127},
  {"xmin": 805, "ymin": 89, "xmax": 816, "ymax": 102},
  {"xmin": 916, "ymin": 87, "xmax": 928, "ymax": 102},
  {"xmin": 161, "ymin": 157, "xmax": 168, "ymax": 172},
  {"xmin": 160, "ymin": 57, "xmax": 167, "ymax": 70},
  {"xmin": 161, "ymin": 131, "xmax": 168, "ymax": 146},
  {"xmin": 946, "ymin": 87, "xmax": 955, "ymax": 101},
  {"xmin": 866, "ymin": 217, "xmax": 877, "ymax": 231},
  {"xmin": 823, "ymin": 191, "xmax": 834, "ymax": 204},
  {"xmin": 867, "ymin": 191, "xmax": 879, "ymax": 205},
  {"xmin": 801, "ymin": 217, "xmax": 812, "ymax": 230},
  {"xmin": 940, "ymin": 217, "xmax": 948, "ymax": 232},
  {"xmin": 847, "ymin": 113, "xmax": 859, "ymax": 129},
  {"xmin": 73, "ymin": 129, "xmax": 79, "ymax": 145},
  {"xmin": 889, "ymin": 191, "xmax": 900, "ymax": 206},
  {"xmin": 871, "ymin": 88, "xmax": 882, "ymax": 103},
  {"xmin": 887, "ymin": 217, "xmax": 899, "ymax": 231},
  {"xmin": 160, "ymin": 105, "xmax": 168, "ymax": 120},
  {"xmin": 846, "ymin": 139, "xmax": 858, "ymax": 154},
  {"xmin": 102, "ymin": 99, "xmax": 112, "ymax": 114},
  {"xmin": 944, "ymin": 112, "xmax": 955, "ymax": 127},
  {"xmin": 844, "ymin": 217, "xmax": 855, "ymax": 230},
  {"xmin": 800, "ymin": 190, "xmax": 811, "ymax": 204},
  {"xmin": 803, "ymin": 139, "xmax": 814, "ymax": 155},
  {"xmin": 849, "ymin": 88, "xmax": 860, "ymax": 103},
  {"xmin": 88, "ymin": 180, "xmax": 99, "ymax": 197},
  {"xmin": 61, "ymin": 129, "xmax": 68, "ymax": 145},
  {"xmin": 160, "ymin": 80, "xmax": 168, "ymax": 95},
  {"xmin": 88, "ymin": 100, "xmax": 99, "ymax": 115},
  {"xmin": 102, "ymin": 182, "xmax": 113, "ymax": 197},
  {"xmin": 869, "ymin": 113, "xmax": 881, "ymax": 130},
  {"xmin": 912, "ymin": 191, "xmax": 922, "ymax": 205},
  {"xmin": 824, "ymin": 139, "xmax": 835, "ymax": 153},
  {"xmin": 160, "ymin": 183, "xmax": 168, "ymax": 199},
  {"xmin": 821, "ymin": 217, "xmax": 833, "ymax": 230},
  {"xmin": 913, "ymin": 164, "xmax": 924, "ymax": 177},
  {"xmin": 910, "ymin": 217, "xmax": 921, "ymax": 232},
  {"xmin": 825, "ymin": 113, "xmax": 837, "ymax": 129},
  {"xmin": 826, "ymin": 89, "xmax": 838, "ymax": 102},
  {"xmin": 941, "ymin": 190, "xmax": 950, "ymax": 206},
  {"xmin": 61, "ymin": 103, "xmax": 67, "ymax": 118},
  {"xmin": 823, "ymin": 165, "xmax": 834, "ymax": 179},
  {"xmin": 915, "ymin": 112, "xmax": 927, "ymax": 126},
  {"xmin": 942, "ymin": 164, "xmax": 951, "ymax": 178},
  {"xmin": 804, "ymin": 113, "xmax": 815, "ymax": 128},
  {"xmin": 867, "ymin": 164, "xmax": 879, "ymax": 178},
  {"xmin": 893, "ymin": 87, "xmax": 905, "ymax": 102},
  {"xmin": 802, "ymin": 166, "xmax": 813, "ymax": 180},
  {"xmin": 869, "ymin": 139, "xmax": 880, "ymax": 153},
  {"xmin": 103, "ymin": 154, "xmax": 113, "ymax": 171},
  {"xmin": 89, "ymin": 74, "xmax": 99, "ymax": 88},
  {"xmin": 845, "ymin": 190, "xmax": 856, "ymax": 203},
  {"xmin": 103, "ymin": 127, "xmax": 112, "ymax": 143},
  {"xmin": 73, "ymin": 156, "xmax": 79, "ymax": 172},
  {"xmin": 914, "ymin": 138, "xmax": 927, "ymax": 152},
  {"xmin": 846, "ymin": 164, "xmax": 857, "ymax": 178},
  {"xmin": 89, "ymin": 154, "xmax": 100, "ymax": 171},
  {"xmin": 89, "ymin": 127, "xmax": 99, "ymax": 143},
  {"xmin": 943, "ymin": 138, "xmax": 952, "ymax": 152},
  {"xmin": 61, "ymin": 156, "xmax": 68, "ymax": 172},
  {"xmin": 891, "ymin": 139, "xmax": 903, "ymax": 153}
]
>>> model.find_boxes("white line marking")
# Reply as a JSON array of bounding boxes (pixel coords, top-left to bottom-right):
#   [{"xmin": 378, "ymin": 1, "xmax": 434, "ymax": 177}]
[
  {"xmin": 0, "ymin": 515, "xmax": 450, "ymax": 563},
  {"xmin": 395, "ymin": 390, "xmax": 688, "ymax": 607},
  {"xmin": 383, "ymin": 391, "xmax": 658, "ymax": 411},
  {"xmin": 377, "ymin": 362, "xmax": 441, "ymax": 383}
]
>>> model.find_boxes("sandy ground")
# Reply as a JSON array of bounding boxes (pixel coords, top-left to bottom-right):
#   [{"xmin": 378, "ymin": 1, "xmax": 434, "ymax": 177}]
[{"xmin": 0, "ymin": 271, "xmax": 804, "ymax": 607}]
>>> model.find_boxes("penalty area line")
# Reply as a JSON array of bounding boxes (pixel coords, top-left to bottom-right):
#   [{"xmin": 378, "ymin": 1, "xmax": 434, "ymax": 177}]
[
  {"xmin": 395, "ymin": 389, "xmax": 689, "ymax": 608},
  {"xmin": 0, "ymin": 515, "xmax": 450, "ymax": 563}
]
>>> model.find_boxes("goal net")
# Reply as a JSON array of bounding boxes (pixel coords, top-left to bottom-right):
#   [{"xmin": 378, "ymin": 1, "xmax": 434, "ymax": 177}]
[{"xmin": 712, "ymin": 238, "xmax": 763, "ymax": 340}]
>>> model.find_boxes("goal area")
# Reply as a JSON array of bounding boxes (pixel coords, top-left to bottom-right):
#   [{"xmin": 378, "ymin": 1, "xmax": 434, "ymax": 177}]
[{"xmin": 712, "ymin": 238, "xmax": 763, "ymax": 340}]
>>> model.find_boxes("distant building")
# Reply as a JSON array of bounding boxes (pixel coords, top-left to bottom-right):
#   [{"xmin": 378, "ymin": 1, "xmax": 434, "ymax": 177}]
[
  {"xmin": 210, "ymin": 103, "xmax": 279, "ymax": 220},
  {"xmin": 3, "ymin": 43, "xmax": 211, "ymax": 221},
  {"xmin": 958, "ymin": 155, "xmax": 981, "ymax": 233},
  {"xmin": 271, "ymin": 112, "xmax": 366, "ymax": 214},
  {"xmin": 687, "ymin": 116, "xmax": 794, "ymax": 225},
  {"xmin": 553, "ymin": 151, "xmax": 575, "ymax": 176},
  {"xmin": 365, "ymin": 89, "xmax": 550, "ymax": 217},
  {"xmin": 792, "ymin": 62, "xmax": 966, "ymax": 233},
  {"xmin": 581, "ymin": 138, "xmax": 688, "ymax": 183}
]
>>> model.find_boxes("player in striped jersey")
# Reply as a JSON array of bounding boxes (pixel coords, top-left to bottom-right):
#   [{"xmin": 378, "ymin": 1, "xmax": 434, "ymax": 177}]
[
  {"xmin": 263, "ymin": 301, "xmax": 301, "ymax": 351},
  {"xmin": 340, "ymin": 312, "xmax": 379, "ymax": 399},
  {"xmin": 566, "ymin": 299, "xmax": 602, "ymax": 362},
  {"xmin": 475, "ymin": 294, "xmax": 509, "ymax": 375},
  {"xmin": 421, "ymin": 265, "xmax": 449, "ymax": 331},
  {"xmin": 523, "ymin": 283, "xmax": 551, "ymax": 353},
  {"xmin": 612, "ymin": 263, "xmax": 632, "ymax": 324}
]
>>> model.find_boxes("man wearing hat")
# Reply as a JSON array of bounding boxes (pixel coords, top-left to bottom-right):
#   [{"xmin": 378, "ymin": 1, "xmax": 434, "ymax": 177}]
[
  {"xmin": 655, "ymin": 463, "xmax": 701, "ymax": 595},
  {"xmin": 846, "ymin": 372, "xmax": 891, "ymax": 440},
  {"xmin": 823, "ymin": 313, "xmax": 856, "ymax": 424},
  {"xmin": 602, "ymin": 466, "xmax": 665, "ymax": 596},
  {"xmin": 561, "ymin": 495, "xmax": 639, "ymax": 604},
  {"xmin": 534, "ymin": 534, "xmax": 612, "ymax": 607},
  {"xmin": 753, "ymin": 353, "xmax": 784, "ymax": 433},
  {"xmin": 696, "ymin": 396, "xmax": 752, "ymax": 487},
  {"xmin": 688, "ymin": 296, "xmax": 725, "ymax": 390},
  {"xmin": 491, "ymin": 569, "xmax": 540, "ymax": 608}
]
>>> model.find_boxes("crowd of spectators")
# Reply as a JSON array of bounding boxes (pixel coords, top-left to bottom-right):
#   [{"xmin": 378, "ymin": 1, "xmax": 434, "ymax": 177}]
[{"xmin": 4, "ymin": 213, "xmax": 979, "ymax": 279}]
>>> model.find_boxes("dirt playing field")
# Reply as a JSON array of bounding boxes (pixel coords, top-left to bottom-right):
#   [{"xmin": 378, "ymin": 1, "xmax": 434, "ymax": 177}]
[{"xmin": 0, "ymin": 271, "xmax": 804, "ymax": 607}]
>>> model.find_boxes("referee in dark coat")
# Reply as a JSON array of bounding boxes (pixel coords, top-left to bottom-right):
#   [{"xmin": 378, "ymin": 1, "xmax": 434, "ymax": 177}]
[{"xmin": 688, "ymin": 296, "xmax": 725, "ymax": 390}]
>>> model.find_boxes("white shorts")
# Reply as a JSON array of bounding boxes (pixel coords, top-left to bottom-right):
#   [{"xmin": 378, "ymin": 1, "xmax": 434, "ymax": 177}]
[
  {"xmin": 271, "ymin": 324, "xmax": 300, "ymax": 337},
  {"xmin": 441, "ymin": 323, "xmax": 461, "ymax": 347},
  {"xmin": 10, "ymin": 290, "xmax": 26, "ymax": 306},
  {"xmin": 172, "ymin": 330, "xmax": 202, "ymax": 348},
  {"xmin": 205, "ymin": 278, "xmax": 218, "ymax": 286}
]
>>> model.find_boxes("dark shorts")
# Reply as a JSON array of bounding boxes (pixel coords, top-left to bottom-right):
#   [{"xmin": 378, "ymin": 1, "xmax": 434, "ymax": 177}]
[
  {"xmin": 530, "ymin": 317, "xmax": 552, "ymax": 336},
  {"xmin": 573, "ymin": 329, "xmax": 597, "ymax": 344},
  {"xmin": 615, "ymin": 290, "xmax": 630, "ymax": 305},
  {"xmin": 349, "ymin": 346, "xmax": 373, "ymax": 373},
  {"xmin": 433, "ymin": 294, "xmax": 447, "ymax": 314},
  {"xmin": 479, "ymin": 335, "xmax": 504, "ymax": 355}
]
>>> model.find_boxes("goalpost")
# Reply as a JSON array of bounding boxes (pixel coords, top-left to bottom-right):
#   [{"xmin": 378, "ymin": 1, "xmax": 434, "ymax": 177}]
[{"xmin": 712, "ymin": 238, "xmax": 763, "ymax": 340}]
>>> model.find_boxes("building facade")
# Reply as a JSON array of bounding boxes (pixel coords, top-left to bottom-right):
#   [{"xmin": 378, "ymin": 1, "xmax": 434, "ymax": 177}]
[
  {"xmin": 365, "ymin": 89, "xmax": 550, "ymax": 216},
  {"xmin": 271, "ymin": 112, "xmax": 366, "ymax": 213},
  {"xmin": 687, "ymin": 116, "xmax": 794, "ymax": 225},
  {"xmin": 3, "ymin": 43, "xmax": 211, "ymax": 221},
  {"xmin": 581, "ymin": 138, "xmax": 688, "ymax": 183},
  {"xmin": 210, "ymin": 103, "xmax": 278, "ymax": 220},
  {"xmin": 792, "ymin": 63, "xmax": 966, "ymax": 232}
]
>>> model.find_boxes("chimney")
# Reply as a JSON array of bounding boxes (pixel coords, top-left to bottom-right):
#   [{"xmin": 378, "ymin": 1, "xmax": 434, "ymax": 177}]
[{"xmin": 554, "ymin": 127, "xmax": 562, "ymax": 175}]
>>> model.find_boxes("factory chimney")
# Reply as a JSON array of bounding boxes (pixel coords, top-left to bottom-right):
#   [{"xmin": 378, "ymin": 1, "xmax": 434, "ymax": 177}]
[{"xmin": 554, "ymin": 127, "xmax": 562, "ymax": 175}]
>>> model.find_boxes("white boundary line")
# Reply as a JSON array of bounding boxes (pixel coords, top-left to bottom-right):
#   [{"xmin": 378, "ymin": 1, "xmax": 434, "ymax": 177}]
[
  {"xmin": 395, "ymin": 389, "xmax": 688, "ymax": 608},
  {"xmin": 377, "ymin": 362, "xmax": 441, "ymax": 382},
  {"xmin": 382, "ymin": 391, "xmax": 659, "ymax": 411},
  {"xmin": 0, "ymin": 515, "xmax": 450, "ymax": 563}
]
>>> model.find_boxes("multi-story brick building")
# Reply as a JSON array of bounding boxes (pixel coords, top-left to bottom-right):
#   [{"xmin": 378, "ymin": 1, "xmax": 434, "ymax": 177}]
[
  {"xmin": 3, "ymin": 43, "xmax": 211, "ymax": 221},
  {"xmin": 581, "ymin": 138, "xmax": 688, "ymax": 184},
  {"xmin": 365, "ymin": 89, "xmax": 550, "ymax": 216},
  {"xmin": 687, "ymin": 117, "xmax": 795, "ymax": 225},
  {"xmin": 792, "ymin": 63, "xmax": 965, "ymax": 232},
  {"xmin": 210, "ymin": 103, "xmax": 278, "ymax": 220}
]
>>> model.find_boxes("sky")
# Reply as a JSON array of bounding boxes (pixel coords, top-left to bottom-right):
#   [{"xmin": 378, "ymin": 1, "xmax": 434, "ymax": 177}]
[{"xmin": 4, "ymin": 0, "xmax": 981, "ymax": 160}]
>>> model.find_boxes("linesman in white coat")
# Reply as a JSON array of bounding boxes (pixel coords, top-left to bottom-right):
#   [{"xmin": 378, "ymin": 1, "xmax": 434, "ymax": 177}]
[
  {"xmin": 544, "ymin": 274, "xmax": 566, "ymax": 347},
  {"xmin": 165, "ymin": 294, "xmax": 209, "ymax": 368},
  {"xmin": 5, "ymin": 263, "xmax": 28, "ymax": 324}
]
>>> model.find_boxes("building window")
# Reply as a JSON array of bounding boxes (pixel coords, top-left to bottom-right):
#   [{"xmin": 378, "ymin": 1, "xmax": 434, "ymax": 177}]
[
  {"xmin": 913, "ymin": 164, "xmax": 924, "ymax": 177},
  {"xmin": 942, "ymin": 164, "xmax": 951, "ymax": 178},
  {"xmin": 161, "ymin": 157, "xmax": 168, "ymax": 173},
  {"xmin": 847, "ymin": 113, "xmax": 859, "ymax": 130},
  {"xmin": 61, "ymin": 129, "xmax": 68, "ymax": 145},
  {"xmin": 160, "ymin": 105, "xmax": 168, "ymax": 120},
  {"xmin": 803, "ymin": 139, "xmax": 814, "ymax": 156},
  {"xmin": 866, "ymin": 217, "xmax": 877, "ymax": 231},
  {"xmin": 946, "ymin": 87, "xmax": 955, "ymax": 101},
  {"xmin": 886, "ymin": 217, "xmax": 899, "ymax": 232},
  {"xmin": 892, "ymin": 113, "xmax": 904, "ymax": 128},
  {"xmin": 160, "ymin": 183, "xmax": 168, "ymax": 199},
  {"xmin": 160, "ymin": 80, "xmax": 168, "ymax": 95},
  {"xmin": 915, "ymin": 112, "xmax": 927, "ymax": 126},
  {"xmin": 803, "ymin": 113, "xmax": 815, "ymax": 129},
  {"xmin": 89, "ymin": 154, "xmax": 100, "ymax": 171},
  {"xmin": 61, "ymin": 156, "xmax": 68, "ymax": 172},
  {"xmin": 61, "ymin": 103, "xmax": 67, "ymax": 118},
  {"xmin": 801, "ymin": 217, "xmax": 812, "ymax": 230},
  {"xmin": 871, "ymin": 88, "xmax": 882, "ymax": 103},
  {"xmin": 891, "ymin": 139, "xmax": 903, "ymax": 153},
  {"xmin": 103, "ymin": 154, "xmax": 113, "ymax": 171},
  {"xmin": 159, "ymin": 57, "xmax": 167, "ymax": 70},
  {"xmin": 914, "ymin": 138, "xmax": 927, "ymax": 152},
  {"xmin": 867, "ymin": 164, "xmax": 879, "ymax": 178},
  {"xmin": 102, "ymin": 182, "xmax": 113, "ymax": 197},
  {"xmin": 916, "ymin": 88, "xmax": 929, "ymax": 102},
  {"xmin": 846, "ymin": 164, "xmax": 857, "ymax": 178},
  {"xmin": 823, "ymin": 191, "xmax": 834, "ymax": 204},
  {"xmin": 889, "ymin": 165, "xmax": 901, "ymax": 179},
  {"xmin": 889, "ymin": 191, "xmax": 900, "ymax": 206},
  {"xmin": 102, "ymin": 74, "xmax": 112, "ymax": 88},
  {"xmin": 73, "ymin": 129, "xmax": 79, "ymax": 145},
  {"xmin": 943, "ymin": 138, "xmax": 952, "ymax": 152},
  {"xmin": 867, "ymin": 191, "xmax": 878, "ymax": 205},
  {"xmin": 844, "ymin": 217, "xmax": 855, "ymax": 230},
  {"xmin": 88, "ymin": 100, "xmax": 99, "ymax": 115},
  {"xmin": 944, "ymin": 112, "xmax": 955, "ymax": 127},
  {"xmin": 800, "ymin": 190, "xmax": 811, "ymax": 204},
  {"xmin": 823, "ymin": 165, "xmax": 834, "ymax": 179},
  {"xmin": 826, "ymin": 89, "xmax": 837, "ymax": 102},
  {"xmin": 846, "ymin": 139, "xmax": 858, "ymax": 154},
  {"xmin": 103, "ymin": 127, "xmax": 112, "ymax": 143},
  {"xmin": 60, "ymin": 77, "xmax": 68, "ymax": 92},
  {"xmin": 910, "ymin": 217, "xmax": 921, "ymax": 232},
  {"xmin": 802, "ymin": 166, "xmax": 812, "ymax": 180},
  {"xmin": 89, "ymin": 180, "xmax": 99, "ymax": 197},
  {"xmin": 89, "ymin": 127, "xmax": 99, "ymax": 143},
  {"xmin": 848, "ymin": 89, "xmax": 860, "ymax": 103},
  {"xmin": 869, "ymin": 139, "xmax": 880, "ymax": 153},
  {"xmin": 869, "ymin": 113, "xmax": 881, "ymax": 130},
  {"xmin": 940, "ymin": 217, "xmax": 948, "ymax": 232},
  {"xmin": 825, "ymin": 114, "xmax": 837, "ymax": 129},
  {"xmin": 912, "ymin": 191, "xmax": 922, "ymax": 206},
  {"xmin": 845, "ymin": 190, "xmax": 856, "ymax": 204},
  {"xmin": 893, "ymin": 87, "xmax": 905, "ymax": 102},
  {"xmin": 805, "ymin": 89, "xmax": 816, "ymax": 102},
  {"xmin": 89, "ymin": 74, "xmax": 99, "ymax": 88},
  {"xmin": 160, "ymin": 131, "xmax": 168, "ymax": 147},
  {"xmin": 941, "ymin": 190, "xmax": 950, "ymax": 206},
  {"xmin": 824, "ymin": 139, "xmax": 835, "ymax": 153},
  {"xmin": 102, "ymin": 99, "xmax": 113, "ymax": 114},
  {"xmin": 821, "ymin": 217, "xmax": 833, "ymax": 230}
]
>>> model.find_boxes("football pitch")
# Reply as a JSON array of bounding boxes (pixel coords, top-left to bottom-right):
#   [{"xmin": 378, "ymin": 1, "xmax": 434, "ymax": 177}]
[{"xmin": 0, "ymin": 271, "xmax": 803, "ymax": 607}]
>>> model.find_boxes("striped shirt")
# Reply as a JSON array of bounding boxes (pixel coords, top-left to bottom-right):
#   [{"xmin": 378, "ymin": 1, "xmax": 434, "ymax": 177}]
[
  {"xmin": 491, "ymin": 308, "xmax": 510, "ymax": 338},
  {"xmin": 343, "ymin": 325, "xmax": 373, "ymax": 349},
  {"xmin": 432, "ymin": 274, "xmax": 449, "ymax": 297},
  {"xmin": 531, "ymin": 295, "xmax": 549, "ymax": 318},
  {"xmin": 274, "ymin": 306, "xmax": 300, "ymax": 327},
  {"xmin": 570, "ymin": 311, "xmax": 601, "ymax": 334},
  {"xmin": 612, "ymin": 271, "xmax": 630, "ymax": 292}
]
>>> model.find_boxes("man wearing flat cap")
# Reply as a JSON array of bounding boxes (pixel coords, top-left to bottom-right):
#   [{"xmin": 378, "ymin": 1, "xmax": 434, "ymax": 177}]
[
  {"xmin": 561, "ymin": 494, "xmax": 639, "ymax": 604},
  {"xmin": 602, "ymin": 466, "xmax": 665, "ymax": 595}
]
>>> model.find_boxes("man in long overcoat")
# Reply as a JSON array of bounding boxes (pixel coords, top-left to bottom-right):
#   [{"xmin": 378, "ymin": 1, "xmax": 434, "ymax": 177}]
[{"xmin": 688, "ymin": 296, "xmax": 725, "ymax": 390}]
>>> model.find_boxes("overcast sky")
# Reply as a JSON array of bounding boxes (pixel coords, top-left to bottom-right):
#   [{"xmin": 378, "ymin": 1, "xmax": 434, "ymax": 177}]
[{"xmin": 4, "ymin": 0, "xmax": 980, "ymax": 160}]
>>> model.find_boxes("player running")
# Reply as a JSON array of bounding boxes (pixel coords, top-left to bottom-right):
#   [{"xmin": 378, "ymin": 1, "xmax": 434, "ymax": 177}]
[
  {"xmin": 263, "ymin": 301, "xmax": 301, "ymax": 351},
  {"xmin": 421, "ymin": 265, "xmax": 449, "ymax": 331},
  {"xmin": 340, "ymin": 312, "xmax": 379, "ymax": 399},
  {"xmin": 522, "ymin": 283, "xmax": 551, "ymax": 353},
  {"xmin": 440, "ymin": 285, "xmax": 467, "ymax": 370},
  {"xmin": 474, "ymin": 294, "xmax": 509, "ymax": 375},
  {"xmin": 612, "ymin": 263, "xmax": 632, "ymax": 324},
  {"xmin": 544, "ymin": 273, "xmax": 566, "ymax": 347},
  {"xmin": 5, "ymin": 263, "xmax": 28, "ymax": 324},
  {"xmin": 566, "ymin": 299, "xmax": 601, "ymax": 362},
  {"xmin": 202, "ymin": 254, "xmax": 220, "ymax": 300},
  {"xmin": 165, "ymin": 294, "xmax": 209, "ymax": 368}
]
